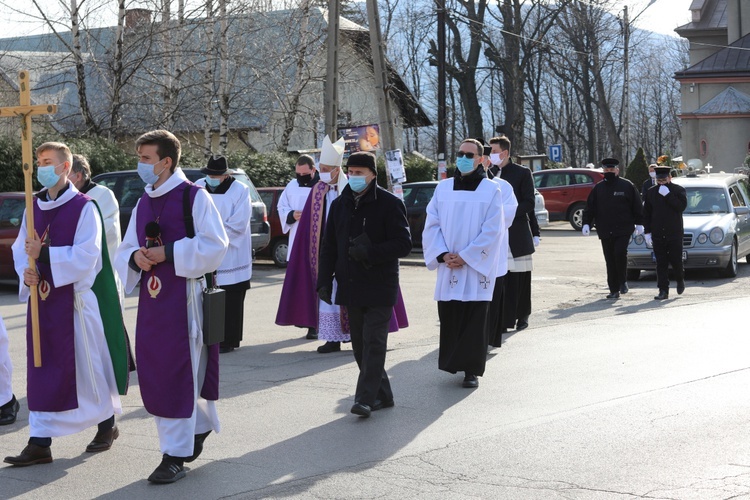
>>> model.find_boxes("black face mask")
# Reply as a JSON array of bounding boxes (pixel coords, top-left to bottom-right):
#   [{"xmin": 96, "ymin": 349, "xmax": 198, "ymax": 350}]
[
  {"xmin": 603, "ymin": 172, "xmax": 616, "ymax": 182},
  {"xmin": 296, "ymin": 173, "xmax": 313, "ymax": 184}
]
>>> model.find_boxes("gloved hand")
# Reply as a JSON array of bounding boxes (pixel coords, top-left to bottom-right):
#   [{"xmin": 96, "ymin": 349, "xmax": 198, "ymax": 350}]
[
  {"xmin": 348, "ymin": 244, "xmax": 369, "ymax": 263},
  {"xmin": 533, "ymin": 236, "xmax": 540, "ymax": 247},
  {"xmin": 582, "ymin": 224, "xmax": 590, "ymax": 236},
  {"xmin": 634, "ymin": 225, "xmax": 644, "ymax": 236},
  {"xmin": 645, "ymin": 233, "xmax": 653, "ymax": 246},
  {"xmin": 317, "ymin": 286, "xmax": 332, "ymax": 305},
  {"xmin": 659, "ymin": 185, "xmax": 669, "ymax": 196}
]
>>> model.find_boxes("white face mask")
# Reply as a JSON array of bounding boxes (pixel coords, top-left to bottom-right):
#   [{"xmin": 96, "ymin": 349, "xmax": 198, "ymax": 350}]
[
  {"xmin": 489, "ymin": 153, "xmax": 502, "ymax": 166},
  {"xmin": 649, "ymin": 172, "xmax": 656, "ymax": 179},
  {"xmin": 319, "ymin": 168, "xmax": 337, "ymax": 184}
]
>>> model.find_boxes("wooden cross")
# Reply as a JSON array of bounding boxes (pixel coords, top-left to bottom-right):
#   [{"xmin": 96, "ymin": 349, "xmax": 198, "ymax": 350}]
[{"xmin": 0, "ymin": 70, "xmax": 57, "ymax": 367}]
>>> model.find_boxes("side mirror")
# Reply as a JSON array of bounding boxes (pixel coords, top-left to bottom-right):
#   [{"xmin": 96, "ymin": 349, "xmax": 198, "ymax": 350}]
[{"xmin": 734, "ymin": 206, "xmax": 750, "ymax": 215}]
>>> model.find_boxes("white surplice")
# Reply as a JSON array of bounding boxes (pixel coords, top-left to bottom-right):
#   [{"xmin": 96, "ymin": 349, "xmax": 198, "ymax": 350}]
[
  {"xmin": 195, "ymin": 178, "xmax": 252, "ymax": 286},
  {"xmin": 423, "ymin": 177, "xmax": 505, "ymax": 302},
  {"xmin": 114, "ymin": 168, "xmax": 228, "ymax": 456},
  {"xmin": 277, "ymin": 178, "xmax": 314, "ymax": 258},
  {"xmin": 490, "ymin": 176, "xmax": 518, "ymax": 278},
  {"xmin": 87, "ymin": 184, "xmax": 121, "ymax": 261},
  {"xmin": 11, "ymin": 183, "xmax": 121, "ymax": 438},
  {"xmin": 318, "ymin": 184, "xmax": 350, "ymax": 342},
  {"xmin": 0, "ymin": 314, "xmax": 12, "ymax": 406}
]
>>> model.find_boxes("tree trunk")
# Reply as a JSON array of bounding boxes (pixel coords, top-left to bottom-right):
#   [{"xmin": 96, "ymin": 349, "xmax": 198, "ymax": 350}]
[{"xmin": 70, "ymin": 0, "xmax": 98, "ymax": 135}]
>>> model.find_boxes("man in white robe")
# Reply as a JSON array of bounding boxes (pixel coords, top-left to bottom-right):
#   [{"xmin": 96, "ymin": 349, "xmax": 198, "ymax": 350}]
[
  {"xmin": 6, "ymin": 142, "xmax": 121, "ymax": 466},
  {"xmin": 115, "ymin": 130, "xmax": 228, "ymax": 484},
  {"xmin": 0, "ymin": 314, "xmax": 19, "ymax": 426},
  {"xmin": 423, "ymin": 139, "xmax": 505, "ymax": 388}
]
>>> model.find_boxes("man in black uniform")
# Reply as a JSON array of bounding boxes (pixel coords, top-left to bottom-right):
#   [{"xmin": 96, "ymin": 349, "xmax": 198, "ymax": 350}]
[
  {"xmin": 582, "ymin": 158, "xmax": 644, "ymax": 299},
  {"xmin": 641, "ymin": 163, "xmax": 657, "ymax": 200},
  {"xmin": 643, "ymin": 166, "xmax": 687, "ymax": 300}
]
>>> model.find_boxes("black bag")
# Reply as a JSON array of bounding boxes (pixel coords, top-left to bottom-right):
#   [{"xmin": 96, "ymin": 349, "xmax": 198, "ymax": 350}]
[{"xmin": 184, "ymin": 186, "xmax": 226, "ymax": 345}]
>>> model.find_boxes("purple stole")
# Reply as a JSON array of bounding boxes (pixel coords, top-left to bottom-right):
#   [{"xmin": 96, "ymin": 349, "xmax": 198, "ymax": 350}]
[
  {"xmin": 275, "ymin": 182, "xmax": 409, "ymax": 332},
  {"xmin": 26, "ymin": 192, "xmax": 89, "ymax": 412},
  {"xmin": 135, "ymin": 182, "xmax": 219, "ymax": 419}
]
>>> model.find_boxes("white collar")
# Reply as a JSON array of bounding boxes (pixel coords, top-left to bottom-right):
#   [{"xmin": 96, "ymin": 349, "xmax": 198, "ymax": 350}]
[
  {"xmin": 146, "ymin": 168, "xmax": 189, "ymax": 198},
  {"xmin": 38, "ymin": 180, "xmax": 79, "ymax": 210}
]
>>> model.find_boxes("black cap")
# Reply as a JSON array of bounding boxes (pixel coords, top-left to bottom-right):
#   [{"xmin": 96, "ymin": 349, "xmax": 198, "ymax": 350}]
[
  {"xmin": 654, "ymin": 166, "xmax": 671, "ymax": 178},
  {"xmin": 601, "ymin": 157, "xmax": 619, "ymax": 168},
  {"xmin": 201, "ymin": 156, "xmax": 228, "ymax": 175},
  {"xmin": 346, "ymin": 152, "xmax": 377, "ymax": 174}
]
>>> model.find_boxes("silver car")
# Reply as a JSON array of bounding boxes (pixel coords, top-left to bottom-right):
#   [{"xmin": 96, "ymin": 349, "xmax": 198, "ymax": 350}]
[{"xmin": 627, "ymin": 172, "xmax": 750, "ymax": 279}]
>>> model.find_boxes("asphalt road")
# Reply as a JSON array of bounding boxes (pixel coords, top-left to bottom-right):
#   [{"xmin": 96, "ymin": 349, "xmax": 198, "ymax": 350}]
[{"xmin": 1, "ymin": 221, "xmax": 750, "ymax": 499}]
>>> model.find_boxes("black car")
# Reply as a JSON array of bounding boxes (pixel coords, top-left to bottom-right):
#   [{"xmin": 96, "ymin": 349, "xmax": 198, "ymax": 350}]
[
  {"xmin": 401, "ymin": 182, "xmax": 438, "ymax": 247},
  {"xmin": 92, "ymin": 168, "xmax": 270, "ymax": 253}
]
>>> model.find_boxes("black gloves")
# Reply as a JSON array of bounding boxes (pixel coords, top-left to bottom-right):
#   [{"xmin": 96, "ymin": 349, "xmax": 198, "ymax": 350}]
[
  {"xmin": 317, "ymin": 286, "xmax": 332, "ymax": 305},
  {"xmin": 348, "ymin": 244, "xmax": 369, "ymax": 263}
]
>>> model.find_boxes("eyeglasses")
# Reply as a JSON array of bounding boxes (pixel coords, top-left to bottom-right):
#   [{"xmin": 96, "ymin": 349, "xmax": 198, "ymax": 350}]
[{"xmin": 456, "ymin": 152, "xmax": 476, "ymax": 159}]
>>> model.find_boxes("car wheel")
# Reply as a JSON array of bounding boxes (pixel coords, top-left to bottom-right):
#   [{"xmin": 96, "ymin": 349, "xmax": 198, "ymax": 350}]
[
  {"xmin": 568, "ymin": 203, "xmax": 586, "ymax": 231},
  {"xmin": 721, "ymin": 240, "xmax": 738, "ymax": 278},
  {"xmin": 271, "ymin": 238, "xmax": 289, "ymax": 268},
  {"xmin": 626, "ymin": 268, "xmax": 641, "ymax": 281}
]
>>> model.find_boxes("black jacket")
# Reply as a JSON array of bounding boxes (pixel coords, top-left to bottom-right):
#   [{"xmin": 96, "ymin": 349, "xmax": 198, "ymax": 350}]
[
  {"xmin": 318, "ymin": 181, "xmax": 412, "ymax": 307},
  {"xmin": 583, "ymin": 176, "xmax": 644, "ymax": 239},
  {"xmin": 496, "ymin": 162, "xmax": 535, "ymax": 257},
  {"xmin": 643, "ymin": 182, "xmax": 687, "ymax": 241},
  {"xmin": 641, "ymin": 177, "xmax": 656, "ymax": 200}
]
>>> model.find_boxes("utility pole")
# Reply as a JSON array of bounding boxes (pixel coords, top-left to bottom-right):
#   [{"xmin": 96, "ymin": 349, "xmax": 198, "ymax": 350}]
[
  {"xmin": 435, "ymin": 0, "xmax": 447, "ymax": 179},
  {"xmin": 366, "ymin": 0, "xmax": 396, "ymax": 190},
  {"xmin": 324, "ymin": 0, "xmax": 340, "ymax": 140},
  {"xmin": 623, "ymin": 4, "xmax": 630, "ymax": 168}
]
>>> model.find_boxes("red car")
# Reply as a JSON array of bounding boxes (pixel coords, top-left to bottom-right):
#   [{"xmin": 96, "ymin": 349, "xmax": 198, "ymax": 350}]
[
  {"xmin": 0, "ymin": 192, "xmax": 26, "ymax": 283},
  {"xmin": 532, "ymin": 168, "xmax": 604, "ymax": 230},
  {"xmin": 257, "ymin": 187, "xmax": 288, "ymax": 267}
]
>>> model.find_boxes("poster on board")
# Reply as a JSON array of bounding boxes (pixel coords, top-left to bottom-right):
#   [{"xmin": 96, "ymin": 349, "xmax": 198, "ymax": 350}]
[{"xmin": 337, "ymin": 124, "xmax": 380, "ymax": 156}]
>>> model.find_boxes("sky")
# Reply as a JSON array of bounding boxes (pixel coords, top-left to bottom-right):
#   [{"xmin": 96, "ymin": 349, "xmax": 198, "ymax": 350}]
[{"xmin": 0, "ymin": 0, "xmax": 695, "ymax": 39}]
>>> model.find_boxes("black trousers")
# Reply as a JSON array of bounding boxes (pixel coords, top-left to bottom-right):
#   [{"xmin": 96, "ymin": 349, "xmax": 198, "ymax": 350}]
[
  {"xmin": 653, "ymin": 237, "xmax": 684, "ymax": 292},
  {"xmin": 220, "ymin": 281, "xmax": 250, "ymax": 349},
  {"xmin": 348, "ymin": 305, "xmax": 394, "ymax": 407},
  {"xmin": 600, "ymin": 235, "xmax": 630, "ymax": 293},
  {"xmin": 437, "ymin": 300, "xmax": 489, "ymax": 376},
  {"xmin": 487, "ymin": 276, "xmax": 505, "ymax": 346},
  {"xmin": 502, "ymin": 271, "xmax": 531, "ymax": 329}
]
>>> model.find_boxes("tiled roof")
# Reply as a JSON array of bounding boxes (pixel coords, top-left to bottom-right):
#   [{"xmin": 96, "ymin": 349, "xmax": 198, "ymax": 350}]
[
  {"xmin": 674, "ymin": 33, "xmax": 750, "ymax": 78},
  {"xmin": 692, "ymin": 86, "xmax": 750, "ymax": 114},
  {"xmin": 676, "ymin": 0, "xmax": 727, "ymax": 32}
]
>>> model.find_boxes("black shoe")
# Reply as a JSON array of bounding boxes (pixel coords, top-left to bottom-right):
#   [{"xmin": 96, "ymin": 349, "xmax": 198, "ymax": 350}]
[
  {"xmin": 0, "ymin": 397, "xmax": 19, "ymax": 426},
  {"xmin": 317, "ymin": 341, "xmax": 341, "ymax": 353},
  {"xmin": 86, "ymin": 426, "xmax": 119, "ymax": 453},
  {"xmin": 606, "ymin": 291, "xmax": 620, "ymax": 299},
  {"xmin": 654, "ymin": 290, "xmax": 669, "ymax": 300},
  {"xmin": 4, "ymin": 444, "xmax": 53, "ymax": 466},
  {"xmin": 677, "ymin": 280, "xmax": 685, "ymax": 295},
  {"xmin": 350, "ymin": 402, "xmax": 371, "ymax": 418},
  {"xmin": 219, "ymin": 346, "xmax": 234, "ymax": 353},
  {"xmin": 620, "ymin": 283, "xmax": 629, "ymax": 294},
  {"xmin": 462, "ymin": 373, "xmax": 479, "ymax": 388},
  {"xmin": 372, "ymin": 399, "xmax": 395, "ymax": 411},
  {"xmin": 147, "ymin": 455, "xmax": 186, "ymax": 484},
  {"xmin": 184, "ymin": 431, "xmax": 211, "ymax": 463},
  {"xmin": 515, "ymin": 320, "xmax": 528, "ymax": 331},
  {"xmin": 305, "ymin": 328, "xmax": 318, "ymax": 340}
]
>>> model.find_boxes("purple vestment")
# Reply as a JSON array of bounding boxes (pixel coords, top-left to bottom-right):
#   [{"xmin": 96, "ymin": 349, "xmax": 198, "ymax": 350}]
[
  {"xmin": 275, "ymin": 182, "xmax": 409, "ymax": 331},
  {"xmin": 135, "ymin": 183, "xmax": 220, "ymax": 419},
  {"xmin": 26, "ymin": 192, "xmax": 88, "ymax": 412}
]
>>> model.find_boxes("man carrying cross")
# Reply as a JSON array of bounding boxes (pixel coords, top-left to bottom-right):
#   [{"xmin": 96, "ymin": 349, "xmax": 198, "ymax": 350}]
[
  {"xmin": 422, "ymin": 138, "xmax": 505, "ymax": 388},
  {"xmin": 5, "ymin": 142, "xmax": 125, "ymax": 466}
]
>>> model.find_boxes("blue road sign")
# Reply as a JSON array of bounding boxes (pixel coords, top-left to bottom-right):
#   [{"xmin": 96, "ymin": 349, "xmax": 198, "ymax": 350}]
[{"xmin": 549, "ymin": 144, "xmax": 562, "ymax": 162}]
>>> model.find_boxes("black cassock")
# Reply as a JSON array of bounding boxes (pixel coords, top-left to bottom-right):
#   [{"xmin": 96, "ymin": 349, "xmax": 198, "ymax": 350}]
[{"xmin": 437, "ymin": 300, "xmax": 490, "ymax": 376}]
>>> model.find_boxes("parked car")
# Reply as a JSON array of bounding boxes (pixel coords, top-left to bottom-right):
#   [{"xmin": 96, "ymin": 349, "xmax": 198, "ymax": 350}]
[
  {"xmin": 92, "ymin": 168, "xmax": 271, "ymax": 253},
  {"xmin": 533, "ymin": 168, "xmax": 604, "ymax": 230},
  {"xmin": 401, "ymin": 180, "xmax": 548, "ymax": 247},
  {"xmin": 256, "ymin": 187, "xmax": 288, "ymax": 267},
  {"xmin": 627, "ymin": 172, "xmax": 750, "ymax": 280},
  {"xmin": 0, "ymin": 192, "xmax": 25, "ymax": 282}
]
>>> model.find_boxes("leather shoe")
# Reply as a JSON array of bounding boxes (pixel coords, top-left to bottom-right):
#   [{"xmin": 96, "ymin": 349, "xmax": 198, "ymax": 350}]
[
  {"xmin": 372, "ymin": 399, "xmax": 395, "ymax": 411},
  {"xmin": 0, "ymin": 397, "xmax": 20, "ymax": 426},
  {"xmin": 654, "ymin": 290, "xmax": 669, "ymax": 300},
  {"xmin": 219, "ymin": 346, "xmax": 234, "ymax": 353},
  {"xmin": 606, "ymin": 291, "xmax": 620, "ymax": 299},
  {"xmin": 184, "ymin": 430, "xmax": 211, "ymax": 463},
  {"xmin": 350, "ymin": 402, "xmax": 371, "ymax": 418},
  {"xmin": 620, "ymin": 282, "xmax": 629, "ymax": 294},
  {"xmin": 86, "ymin": 425, "xmax": 119, "ymax": 453},
  {"xmin": 677, "ymin": 280, "xmax": 685, "ymax": 295},
  {"xmin": 462, "ymin": 373, "xmax": 479, "ymax": 388},
  {"xmin": 305, "ymin": 328, "xmax": 318, "ymax": 340},
  {"xmin": 515, "ymin": 319, "xmax": 529, "ymax": 331},
  {"xmin": 4, "ymin": 444, "xmax": 53, "ymax": 466},
  {"xmin": 317, "ymin": 341, "xmax": 341, "ymax": 353},
  {"xmin": 147, "ymin": 455, "xmax": 186, "ymax": 484}
]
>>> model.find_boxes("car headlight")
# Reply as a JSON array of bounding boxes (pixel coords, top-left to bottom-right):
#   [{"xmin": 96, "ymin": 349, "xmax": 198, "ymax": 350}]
[
  {"xmin": 634, "ymin": 234, "xmax": 644, "ymax": 245},
  {"xmin": 709, "ymin": 227, "xmax": 724, "ymax": 244},
  {"xmin": 697, "ymin": 233, "xmax": 708, "ymax": 244}
]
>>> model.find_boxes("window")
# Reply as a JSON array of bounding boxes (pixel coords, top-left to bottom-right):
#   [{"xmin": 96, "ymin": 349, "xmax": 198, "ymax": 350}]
[
  {"xmin": 0, "ymin": 198, "xmax": 24, "ymax": 228},
  {"xmin": 573, "ymin": 174, "xmax": 594, "ymax": 185},
  {"xmin": 413, "ymin": 187, "xmax": 435, "ymax": 207},
  {"xmin": 685, "ymin": 187, "xmax": 729, "ymax": 214},
  {"xmin": 729, "ymin": 186, "xmax": 746, "ymax": 208},
  {"xmin": 700, "ymin": 140, "xmax": 707, "ymax": 157},
  {"xmin": 545, "ymin": 173, "xmax": 570, "ymax": 187},
  {"xmin": 259, "ymin": 192, "xmax": 275, "ymax": 213}
]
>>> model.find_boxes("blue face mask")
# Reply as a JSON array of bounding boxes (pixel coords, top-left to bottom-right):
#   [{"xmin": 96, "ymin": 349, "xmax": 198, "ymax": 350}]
[
  {"xmin": 348, "ymin": 175, "xmax": 369, "ymax": 193},
  {"xmin": 137, "ymin": 159, "xmax": 166, "ymax": 185},
  {"xmin": 205, "ymin": 176, "xmax": 222, "ymax": 187},
  {"xmin": 456, "ymin": 157, "xmax": 476, "ymax": 174},
  {"xmin": 37, "ymin": 163, "xmax": 63, "ymax": 189}
]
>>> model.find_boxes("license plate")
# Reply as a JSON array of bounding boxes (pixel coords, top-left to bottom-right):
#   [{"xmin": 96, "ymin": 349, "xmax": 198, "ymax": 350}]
[{"xmin": 651, "ymin": 251, "xmax": 688, "ymax": 262}]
